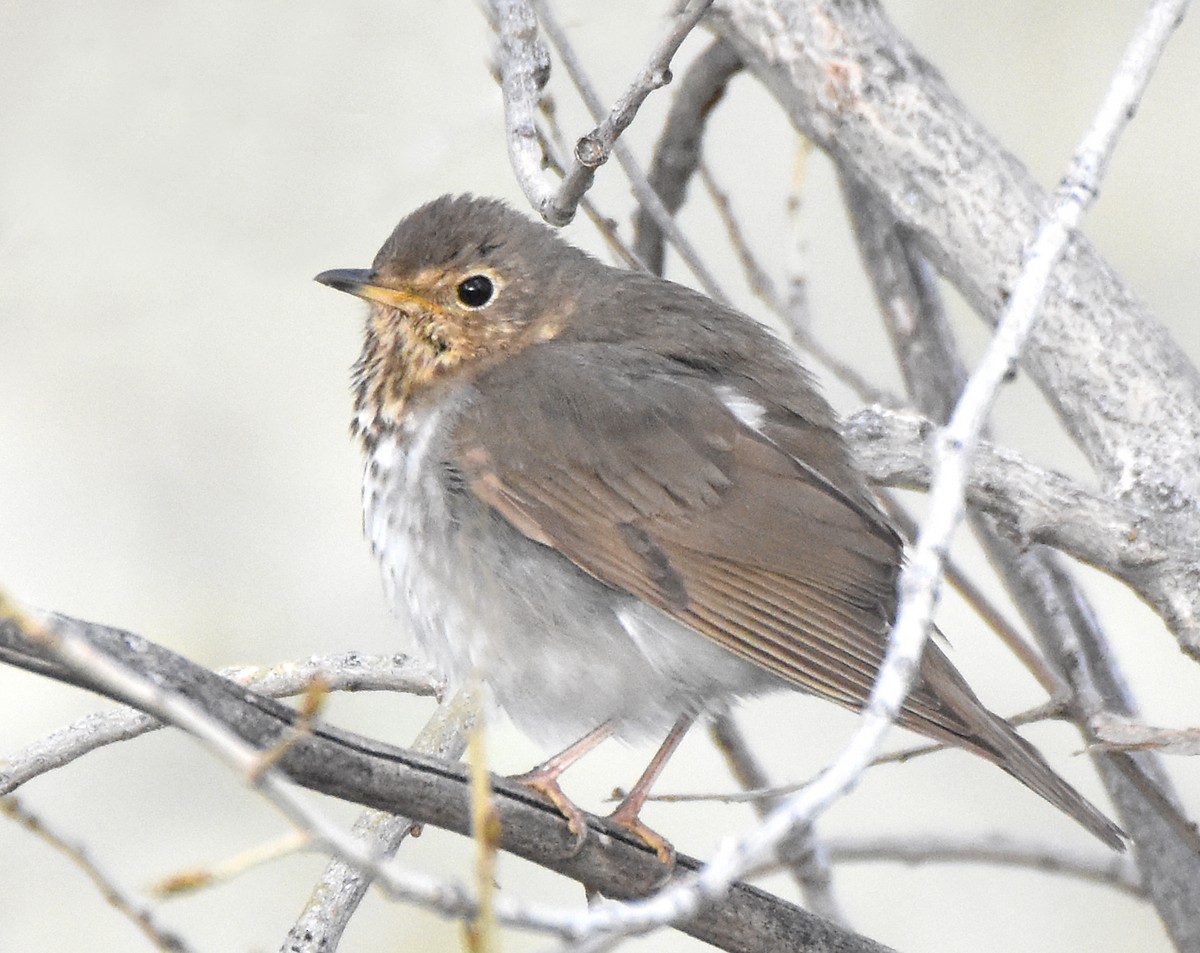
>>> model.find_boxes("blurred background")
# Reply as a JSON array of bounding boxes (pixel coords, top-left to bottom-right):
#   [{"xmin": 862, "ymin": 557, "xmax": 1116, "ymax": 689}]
[{"xmin": 2, "ymin": 2, "xmax": 1198, "ymax": 951}]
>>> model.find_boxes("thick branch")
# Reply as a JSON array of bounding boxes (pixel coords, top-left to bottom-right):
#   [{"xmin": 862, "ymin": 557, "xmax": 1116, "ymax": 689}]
[
  {"xmin": 1, "ymin": 653, "xmax": 437, "ymax": 793},
  {"xmin": 843, "ymin": 408, "xmax": 1183, "ymax": 583},
  {"xmin": 838, "ymin": 97, "xmax": 1200, "ymax": 944}
]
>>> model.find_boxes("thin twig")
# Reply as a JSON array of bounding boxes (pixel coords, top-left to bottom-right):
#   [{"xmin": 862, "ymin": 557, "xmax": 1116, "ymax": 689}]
[
  {"xmin": 481, "ymin": 34, "xmax": 645, "ymax": 272},
  {"xmin": 824, "ymin": 832, "xmax": 1144, "ymax": 897},
  {"xmin": 152, "ymin": 830, "xmax": 310, "ymax": 897},
  {"xmin": 700, "ymin": 163, "xmax": 783, "ymax": 312},
  {"xmin": 490, "ymin": 0, "xmax": 715, "ymax": 228},
  {"xmin": 531, "ymin": 0, "xmax": 730, "ymax": 302},
  {"xmin": 2, "ymin": 795, "xmax": 194, "ymax": 952},
  {"xmin": 465, "ymin": 708, "xmax": 502, "ymax": 952},
  {"xmin": 547, "ymin": 0, "xmax": 716, "ymax": 221},
  {"xmin": 782, "ymin": 137, "xmax": 814, "ymax": 338},
  {"xmin": 879, "ymin": 498, "xmax": 1070, "ymax": 700},
  {"xmin": 532, "ymin": 126, "xmax": 645, "ymax": 271},
  {"xmin": 283, "ymin": 688, "xmax": 478, "ymax": 952},
  {"xmin": 632, "ymin": 36, "xmax": 743, "ymax": 273},
  {"xmin": 630, "ymin": 34, "xmax": 894, "ymax": 406},
  {"xmin": 708, "ymin": 715, "xmax": 845, "ymax": 924},
  {"xmin": 653, "ymin": 700, "xmax": 1068, "ymax": 805},
  {"xmin": 1091, "ymin": 716, "xmax": 1200, "ymax": 756}
]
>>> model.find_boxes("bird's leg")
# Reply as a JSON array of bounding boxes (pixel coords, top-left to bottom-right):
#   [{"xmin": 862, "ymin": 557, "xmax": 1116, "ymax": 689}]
[
  {"xmin": 607, "ymin": 714, "xmax": 694, "ymax": 865},
  {"xmin": 510, "ymin": 720, "xmax": 614, "ymax": 851}
]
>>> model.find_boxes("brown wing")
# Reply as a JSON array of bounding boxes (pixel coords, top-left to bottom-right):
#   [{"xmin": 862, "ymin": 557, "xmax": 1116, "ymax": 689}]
[{"xmin": 453, "ymin": 342, "xmax": 977, "ymax": 745}]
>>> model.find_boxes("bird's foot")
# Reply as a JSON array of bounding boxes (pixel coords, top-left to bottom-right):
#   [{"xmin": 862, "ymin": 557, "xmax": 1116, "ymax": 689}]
[
  {"xmin": 606, "ymin": 799, "xmax": 675, "ymax": 867},
  {"xmin": 510, "ymin": 766, "xmax": 590, "ymax": 855}
]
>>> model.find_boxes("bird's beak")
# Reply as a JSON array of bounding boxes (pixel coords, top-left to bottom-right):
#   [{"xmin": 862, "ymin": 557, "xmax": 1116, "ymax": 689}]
[{"xmin": 314, "ymin": 269, "xmax": 429, "ymax": 310}]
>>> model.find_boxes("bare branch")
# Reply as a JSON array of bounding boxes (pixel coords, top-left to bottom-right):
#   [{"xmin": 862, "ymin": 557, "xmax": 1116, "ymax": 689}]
[
  {"xmin": 700, "ymin": 163, "xmax": 783, "ymax": 312},
  {"xmin": 830, "ymin": 5, "xmax": 1200, "ymax": 935},
  {"xmin": 2, "ymin": 795, "xmax": 194, "ymax": 952},
  {"xmin": 0, "ymin": 607, "xmax": 573, "ymax": 940},
  {"xmin": 712, "ymin": 0, "xmax": 1200, "ymax": 653},
  {"xmin": 632, "ymin": 35, "xmax": 894, "ymax": 404},
  {"xmin": 531, "ymin": 1, "xmax": 730, "ymax": 301},
  {"xmin": 489, "ymin": 0, "xmax": 717, "ymax": 230},
  {"xmin": 543, "ymin": 0, "xmax": 715, "ymax": 217},
  {"xmin": 489, "ymin": 0, "xmax": 558, "ymax": 212},
  {"xmin": 632, "ymin": 36, "xmax": 743, "ymax": 274},
  {"xmin": 709, "ymin": 714, "xmax": 845, "ymax": 924},
  {"xmin": 153, "ymin": 831, "xmax": 309, "ymax": 898},
  {"xmin": 843, "ymin": 408, "xmax": 1172, "ymax": 577},
  {"xmin": 835, "ymin": 87, "xmax": 1200, "ymax": 944},
  {"xmin": 0, "ymin": 609, "xmax": 895, "ymax": 953},
  {"xmin": 284, "ymin": 690, "xmax": 478, "ymax": 952},
  {"xmin": 874, "ymin": 0, "xmax": 1186, "ymax": 823},
  {"xmin": 526, "ymin": 4, "xmax": 1189, "ymax": 947},
  {"xmin": 1092, "ymin": 717, "xmax": 1200, "ymax": 756},
  {"xmin": 824, "ymin": 832, "xmax": 1144, "ymax": 898},
  {"xmin": 2, "ymin": 653, "xmax": 438, "ymax": 794}
]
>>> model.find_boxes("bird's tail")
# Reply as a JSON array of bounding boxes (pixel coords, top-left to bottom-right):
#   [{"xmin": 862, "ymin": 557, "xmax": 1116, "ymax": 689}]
[
  {"xmin": 910, "ymin": 646, "xmax": 1126, "ymax": 851},
  {"xmin": 967, "ymin": 703, "xmax": 1125, "ymax": 850}
]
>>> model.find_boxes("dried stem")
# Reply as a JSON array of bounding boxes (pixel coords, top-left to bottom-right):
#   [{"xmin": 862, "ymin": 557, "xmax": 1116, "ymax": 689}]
[{"xmin": 2, "ymin": 795, "xmax": 193, "ymax": 952}]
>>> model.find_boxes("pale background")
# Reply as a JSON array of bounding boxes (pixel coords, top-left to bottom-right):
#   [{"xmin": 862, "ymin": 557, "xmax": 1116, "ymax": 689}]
[{"xmin": 2, "ymin": 2, "xmax": 1198, "ymax": 951}]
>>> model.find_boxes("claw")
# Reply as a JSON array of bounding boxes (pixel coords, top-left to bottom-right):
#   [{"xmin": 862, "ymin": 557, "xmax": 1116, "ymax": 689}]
[
  {"xmin": 607, "ymin": 801, "xmax": 676, "ymax": 867},
  {"xmin": 511, "ymin": 766, "xmax": 589, "ymax": 855},
  {"xmin": 507, "ymin": 721, "xmax": 615, "ymax": 856}
]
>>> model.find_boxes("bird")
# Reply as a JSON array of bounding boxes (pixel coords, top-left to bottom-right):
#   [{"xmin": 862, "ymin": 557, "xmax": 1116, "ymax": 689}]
[{"xmin": 315, "ymin": 193, "xmax": 1125, "ymax": 860}]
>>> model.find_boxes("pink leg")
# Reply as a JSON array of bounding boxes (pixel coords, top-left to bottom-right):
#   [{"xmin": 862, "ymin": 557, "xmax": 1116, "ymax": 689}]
[
  {"xmin": 608, "ymin": 714, "xmax": 694, "ymax": 865},
  {"xmin": 510, "ymin": 720, "xmax": 614, "ymax": 849}
]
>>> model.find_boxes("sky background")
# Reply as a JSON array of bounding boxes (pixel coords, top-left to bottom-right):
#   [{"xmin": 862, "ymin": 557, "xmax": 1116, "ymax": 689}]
[{"xmin": 2, "ymin": 2, "xmax": 1198, "ymax": 951}]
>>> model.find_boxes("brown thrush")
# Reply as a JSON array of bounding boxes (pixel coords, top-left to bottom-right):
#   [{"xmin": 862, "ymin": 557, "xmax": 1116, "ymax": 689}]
[{"xmin": 315, "ymin": 194, "xmax": 1124, "ymax": 859}]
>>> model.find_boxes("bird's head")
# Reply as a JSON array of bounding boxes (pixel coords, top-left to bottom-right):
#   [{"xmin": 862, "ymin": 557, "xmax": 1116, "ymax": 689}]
[{"xmin": 316, "ymin": 194, "xmax": 585, "ymax": 441}]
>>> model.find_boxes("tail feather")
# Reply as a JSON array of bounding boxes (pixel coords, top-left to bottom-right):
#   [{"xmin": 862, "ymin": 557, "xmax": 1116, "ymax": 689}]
[
  {"xmin": 909, "ymin": 643, "xmax": 1126, "ymax": 851},
  {"xmin": 967, "ymin": 703, "xmax": 1126, "ymax": 850}
]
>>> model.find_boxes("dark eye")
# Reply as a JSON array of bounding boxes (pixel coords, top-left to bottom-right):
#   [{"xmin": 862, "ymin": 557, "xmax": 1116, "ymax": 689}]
[{"xmin": 456, "ymin": 274, "xmax": 495, "ymax": 309}]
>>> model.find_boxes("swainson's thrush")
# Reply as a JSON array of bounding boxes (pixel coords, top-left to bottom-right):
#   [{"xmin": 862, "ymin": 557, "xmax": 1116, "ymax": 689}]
[{"xmin": 316, "ymin": 194, "xmax": 1124, "ymax": 858}]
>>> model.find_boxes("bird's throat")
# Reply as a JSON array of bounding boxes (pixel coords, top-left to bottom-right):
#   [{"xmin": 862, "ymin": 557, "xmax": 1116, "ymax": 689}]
[
  {"xmin": 351, "ymin": 316, "xmax": 444, "ymax": 444},
  {"xmin": 351, "ymin": 303, "xmax": 523, "ymax": 447}
]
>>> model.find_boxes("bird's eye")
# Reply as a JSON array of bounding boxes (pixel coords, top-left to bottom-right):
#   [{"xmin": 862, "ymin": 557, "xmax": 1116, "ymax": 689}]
[{"xmin": 456, "ymin": 274, "xmax": 495, "ymax": 309}]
